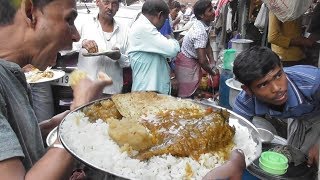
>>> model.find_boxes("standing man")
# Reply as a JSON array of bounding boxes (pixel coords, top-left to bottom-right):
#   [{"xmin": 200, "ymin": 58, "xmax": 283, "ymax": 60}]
[
  {"xmin": 75, "ymin": 0, "xmax": 130, "ymax": 95},
  {"xmin": 268, "ymin": 12, "xmax": 316, "ymax": 66},
  {"xmin": 175, "ymin": 0, "xmax": 218, "ymax": 98},
  {"xmin": 128, "ymin": 0, "xmax": 180, "ymax": 94},
  {"xmin": 0, "ymin": 0, "xmax": 111, "ymax": 179}
]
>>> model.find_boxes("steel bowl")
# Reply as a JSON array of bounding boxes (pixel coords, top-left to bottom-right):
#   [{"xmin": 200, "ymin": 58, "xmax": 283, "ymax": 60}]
[{"xmin": 58, "ymin": 97, "xmax": 262, "ymax": 179}]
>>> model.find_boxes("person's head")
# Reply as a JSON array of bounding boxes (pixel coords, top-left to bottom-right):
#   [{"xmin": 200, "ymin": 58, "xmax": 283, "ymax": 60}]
[
  {"xmin": 193, "ymin": 0, "xmax": 215, "ymax": 24},
  {"xmin": 180, "ymin": 4, "xmax": 186, "ymax": 14},
  {"xmin": 169, "ymin": 1, "xmax": 181, "ymax": 20},
  {"xmin": 0, "ymin": 0, "xmax": 80, "ymax": 70},
  {"xmin": 233, "ymin": 46, "xmax": 288, "ymax": 106},
  {"xmin": 142, "ymin": 0, "xmax": 169, "ymax": 29},
  {"xmin": 96, "ymin": 0, "xmax": 121, "ymax": 20}
]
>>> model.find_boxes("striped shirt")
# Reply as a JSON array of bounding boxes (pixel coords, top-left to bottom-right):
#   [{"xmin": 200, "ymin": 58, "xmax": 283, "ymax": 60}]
[
  {"xmin": 181, "ymin": 20, "xmax": 211, "ymax": 59},
  {"xmin": 233, "ymin": 65, "xmax": 320, "ymax": 120}
]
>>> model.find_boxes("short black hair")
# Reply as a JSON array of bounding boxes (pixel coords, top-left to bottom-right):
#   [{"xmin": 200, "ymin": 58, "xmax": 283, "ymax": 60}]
[
  {"xmin": 193, "ymin": 0, "xmax": 212, "ymax": 20},
  {"xmin": 233, "ymin": 46, "xmax": 282, "ymax": 86},
  {"xmin": 142, "ymin": 0, "xmax": 169, "ymax": 17},
  {"xmin": 0, "ymin": 0, "xmax": 54, "ymax": 25},
  {"xmin": 170, "ymin": 1, "xmax": 181, "ymax": 10}
]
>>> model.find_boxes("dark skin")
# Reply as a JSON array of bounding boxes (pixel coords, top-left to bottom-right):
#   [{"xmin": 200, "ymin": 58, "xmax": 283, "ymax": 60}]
[
  {"xmin": 241, "ymin": 65, "xmax": 319, "ymax": 167},
  {"xmin": 0, "ymin": 0, "xmax": 112, "ymax": 179},
  {"xmin": 203, "ymin": 150, "xmax": 246, "ymax": 180},
  {"xmin": 82, "ymin": 0, "xmax": 121, "ymax": 60},
  {"xmin": 196, "ymin": 3, "xmax": 217, "ymax": 76}
]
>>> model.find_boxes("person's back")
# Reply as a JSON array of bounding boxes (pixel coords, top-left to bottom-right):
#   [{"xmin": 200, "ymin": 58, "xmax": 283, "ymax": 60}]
[{"xmin": 127, "ymin": 0, "xmax": 180, "ymax": 94}]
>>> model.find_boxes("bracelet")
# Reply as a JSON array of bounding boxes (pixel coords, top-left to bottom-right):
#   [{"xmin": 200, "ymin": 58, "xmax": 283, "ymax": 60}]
[{"xmin": 51, "ymin": 143, "xmax": 64, "ymax": 149}]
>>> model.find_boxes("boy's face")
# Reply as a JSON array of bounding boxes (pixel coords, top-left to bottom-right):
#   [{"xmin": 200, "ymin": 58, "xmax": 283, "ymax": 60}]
[
  {"xmin": 170, "ymin": 7, "xmax": 180, "ymax": 20},
  {"xmin": 201, "ymin": 4, "xmax": 215, "ymax": 23},
  {"xmin": 246, "ymin": 65, "xmax": 288, "ymax": 106}
]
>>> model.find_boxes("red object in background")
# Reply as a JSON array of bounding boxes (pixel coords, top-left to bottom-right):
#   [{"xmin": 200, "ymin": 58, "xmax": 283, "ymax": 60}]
[
  {"xmin": 123, "ymin": 67, "xmax": 132, "ymax": 86},
  {"xmin": 208, "ymin": 74, "xmax": 220, "ymax": 89}
]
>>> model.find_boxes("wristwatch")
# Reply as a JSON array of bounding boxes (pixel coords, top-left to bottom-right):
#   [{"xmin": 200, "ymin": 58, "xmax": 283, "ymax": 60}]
[{"xmin": 51, "ymin": 143, "xmax": 64, "ymax": 149}]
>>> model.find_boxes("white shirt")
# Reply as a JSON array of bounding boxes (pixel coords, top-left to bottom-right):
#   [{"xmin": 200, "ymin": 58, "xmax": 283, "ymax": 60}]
[{"xmin": 74, "ymin": 15, "xmax": 130, "ymax": 94}]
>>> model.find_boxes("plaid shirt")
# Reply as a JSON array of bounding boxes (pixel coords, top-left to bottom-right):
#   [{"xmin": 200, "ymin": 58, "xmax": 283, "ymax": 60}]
[{"xmin": 181, "ymin": 20, "xmax": 211, "ymax": 59}]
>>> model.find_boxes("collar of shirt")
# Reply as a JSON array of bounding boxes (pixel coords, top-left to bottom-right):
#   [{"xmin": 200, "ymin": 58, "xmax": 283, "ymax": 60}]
[
  {"xmin": 139, "ymin": 14, "xmax": 157, "ymax": 29},
  {"xmin": 254, "ymin": 76, "xmax": 305, "ymax": 117},
  {"xmin": 93, "ymin": 14, "xmax": 120, "ymax": 40}
]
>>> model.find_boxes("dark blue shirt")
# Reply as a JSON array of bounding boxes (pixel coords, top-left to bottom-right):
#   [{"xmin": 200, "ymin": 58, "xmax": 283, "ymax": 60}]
[{"xmin": 159, "ymin": 19, "xmax": 172, "ymax": 36}]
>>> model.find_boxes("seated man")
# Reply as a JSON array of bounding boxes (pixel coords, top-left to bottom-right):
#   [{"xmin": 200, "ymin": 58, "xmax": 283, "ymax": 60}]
[{"xmin": 233, "ymin": 46, "xmax": 320, "ymax": 154}]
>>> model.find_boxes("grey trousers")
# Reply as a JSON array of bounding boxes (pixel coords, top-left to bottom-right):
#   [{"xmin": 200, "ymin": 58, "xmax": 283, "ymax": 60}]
[{"xmin": 287, "ymin": 110, "xmax": 320, "ymax": 154}]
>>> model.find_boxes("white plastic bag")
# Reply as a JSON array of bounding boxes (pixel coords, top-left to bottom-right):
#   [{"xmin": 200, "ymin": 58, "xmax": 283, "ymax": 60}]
[
  {"xmin": 262, "ymin": 0, "xmax": 313, "ymax": 22},
  {"xmin": 254, "ymin": 3, "xmax": 268, "ymax": 30}
]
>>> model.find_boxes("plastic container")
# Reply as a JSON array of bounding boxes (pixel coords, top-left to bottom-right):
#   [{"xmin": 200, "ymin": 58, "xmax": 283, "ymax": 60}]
[
  {"xmin": 225, "ymin": 78, "xmax": 242, "ymax": 109},
  {"xmin": 259, "ymin": 151, "xmax": 289, "ymax": 175},
  {"xmin": 223, "ymin": 49, "xmax": 236, "ymax": 70}
]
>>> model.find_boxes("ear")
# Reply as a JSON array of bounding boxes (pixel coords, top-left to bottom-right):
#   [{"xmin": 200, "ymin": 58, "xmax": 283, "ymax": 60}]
[
  {"xmin": 96, "ymin": 0, "xmax": 101, "ymax": 6},
  {"xmin": 157, "ymin": 11, "xmax": 163, "ymax": 19},
  {"xmin": 199, "ymin": 14, "xmax": 204, "ymax": 20},
  {"xmin": 241, "ymin": 85, "xmax": 253, "ymax": 96},
  {"xmin": 21, "ymin": 0, "xmax": 36, "ymax": 28}
]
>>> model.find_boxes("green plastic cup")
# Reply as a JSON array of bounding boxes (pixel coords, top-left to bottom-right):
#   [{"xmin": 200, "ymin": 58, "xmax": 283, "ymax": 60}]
[{"xmin": 259, "ymin": 151, "xmax": 289, "ymax": 175}]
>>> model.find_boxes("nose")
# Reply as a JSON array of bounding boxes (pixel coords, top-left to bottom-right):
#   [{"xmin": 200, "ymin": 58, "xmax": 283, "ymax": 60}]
[
  {"xmin": 271, "ymin": 82, "xmax": 281, "ymax": 93},
  {"xmin": 71, "ymin": 26, "xmax": 80, "ymax": 42}
]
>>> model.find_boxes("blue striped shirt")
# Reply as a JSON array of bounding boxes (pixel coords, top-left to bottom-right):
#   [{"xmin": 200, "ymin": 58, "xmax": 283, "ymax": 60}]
[{"xmin": 233, "ymin": 65, "xmax": 320, "ymax": 120}]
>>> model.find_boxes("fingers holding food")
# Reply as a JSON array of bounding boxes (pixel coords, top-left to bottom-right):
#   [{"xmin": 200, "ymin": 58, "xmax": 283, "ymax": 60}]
[
  {"xmin": 82, "ymin": 39, "xmax": 98, "ymax": 53},
  {"xmin": 69, "ymin": 70, "xmax": 113, "ymax": 110}
]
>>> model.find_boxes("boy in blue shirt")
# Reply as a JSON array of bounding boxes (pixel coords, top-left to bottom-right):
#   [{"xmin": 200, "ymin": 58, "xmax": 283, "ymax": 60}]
[{"xmin": 233, "ymin": 46, "xmax": 320, "ymax": 163}]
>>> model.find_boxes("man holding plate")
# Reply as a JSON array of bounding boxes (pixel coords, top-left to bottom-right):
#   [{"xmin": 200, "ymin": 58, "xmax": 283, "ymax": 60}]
[
  {"xmin": 0, "ymin": 0, "xmax": 112, "ymax": 179},
  {"xmin": 74, "ymin": 0, "xmax": 130, "ymax": 95}
]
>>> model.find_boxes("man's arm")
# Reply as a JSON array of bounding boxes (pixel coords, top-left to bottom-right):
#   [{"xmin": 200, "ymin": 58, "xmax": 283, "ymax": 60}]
[
  {"xmin": 203, "ymin": 149, "xmax": 246, "ymax": 180},
  {"xmin": 205, "ymin": 40, "xmax": 215, "ymax": 65},
  {"xmin": 268, "ymin": 13, "xmax": 315, "ymax": 48},
  {"xmin": 39, "ymin": 110, "xmax": 70, "ymax": 139},
  {"xmin": 267, "ymin": 13, "xmax": 291, "ymax": 48},
  {"xmin": 128, "ymin": 25, "xmax": 180, "ymax": 58},
  {"xmin": 197, "ymin": 48, "xmax": 216, "ymax": 76},
  {"xmin": 0, "ymin": 75, "xmax": 113, "ymax": 180},
  {"xmin": 0, "ymin": 148, "xmax": 74, "ymax": 180}
]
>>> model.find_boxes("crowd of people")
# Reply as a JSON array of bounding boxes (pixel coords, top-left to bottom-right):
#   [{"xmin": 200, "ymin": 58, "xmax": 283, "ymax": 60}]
[{"xmin": 1, "ymin": 0, "xmax": 320, "ymax": 179}]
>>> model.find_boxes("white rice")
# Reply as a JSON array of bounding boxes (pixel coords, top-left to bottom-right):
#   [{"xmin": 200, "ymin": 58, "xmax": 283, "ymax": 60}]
[{"xmin": 60, "ymin": 112, "xmax": 259, "ymax": 180}]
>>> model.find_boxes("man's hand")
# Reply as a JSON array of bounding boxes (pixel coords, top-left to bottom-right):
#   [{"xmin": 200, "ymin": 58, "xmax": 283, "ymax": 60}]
[
  {"xmin": 203, "ymin": 149, "xmax": 246, "ymax": 180},
  {"xmin": 291, "ymin": 37, "xmax": 316, "ymax": 47},
  {"xmin": 70, "ymin": 72, "xmax": 112, "ymax": 110},
  {"xmin": 107, "ymin": 47, "xmax": 121, "ymax": 60},
  {"xmin": 39, "ymin": 110, "xmax": 70, "ymax": 139},
  {"xmin": 82, "ymin": 39, "xmax": 99, "ymax": 53},
  {"xmin": 308, "ymin": 144, "xmax": 319, "ymax": 166}
]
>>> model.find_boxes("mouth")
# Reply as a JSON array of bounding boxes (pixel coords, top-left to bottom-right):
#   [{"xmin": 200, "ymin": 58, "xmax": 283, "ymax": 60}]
[{"xmin": 273, "ymin": 91, "xmax": 287, "ymax": 103}]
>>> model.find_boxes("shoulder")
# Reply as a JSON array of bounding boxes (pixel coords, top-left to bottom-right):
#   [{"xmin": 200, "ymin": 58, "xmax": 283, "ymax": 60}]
[
  {"xmin": 233, "ymin": 91, "xmax": 255, "ymax": 119},
  {"xmin": 285, "ymin": 65, "xmax": 320, "ymax": 84},
  {"xmin": 189, "ymin": 21, "xmax": 208, "ymax": 36}
]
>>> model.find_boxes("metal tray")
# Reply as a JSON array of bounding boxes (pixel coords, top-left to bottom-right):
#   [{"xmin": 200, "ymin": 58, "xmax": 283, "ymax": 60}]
[{"xmin": 58, "ymin": 97, "xmax": 262, "ymax": 179}]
